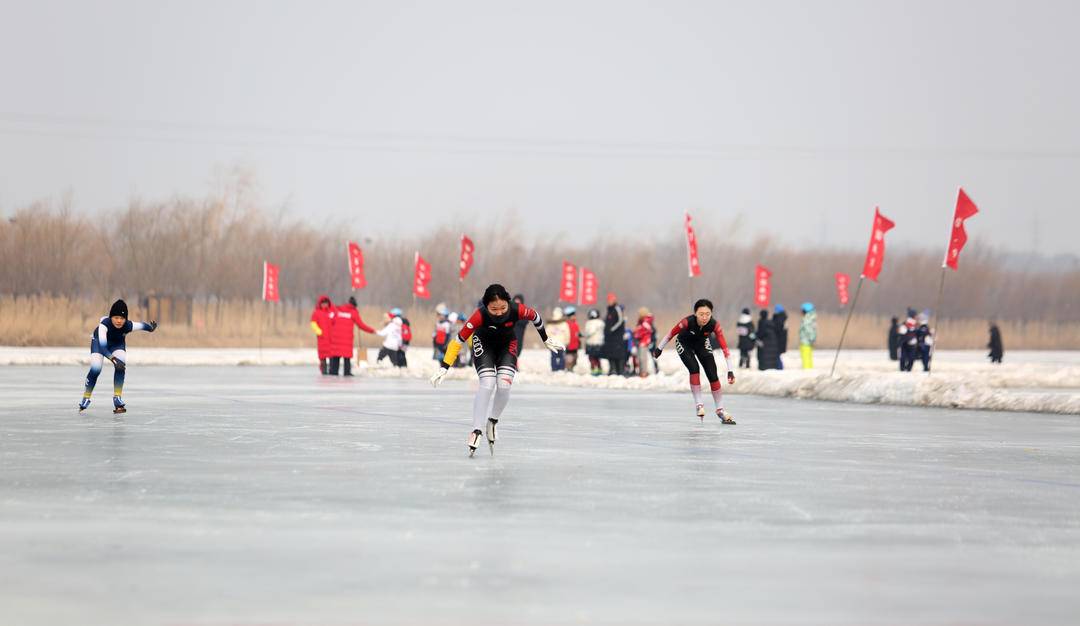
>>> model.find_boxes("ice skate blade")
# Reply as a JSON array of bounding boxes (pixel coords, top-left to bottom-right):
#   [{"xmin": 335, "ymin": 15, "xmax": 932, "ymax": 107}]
[
  {"xmin": 488, "ymin": 442, "xmax": 495, "ymax": 456},
  {"xmin": 468, "ymin": 446, "xmax": 477, "ymax": 458},
  {"xmin": 113, "ymin": 407, "xmax": 126, "ymax": 414}
]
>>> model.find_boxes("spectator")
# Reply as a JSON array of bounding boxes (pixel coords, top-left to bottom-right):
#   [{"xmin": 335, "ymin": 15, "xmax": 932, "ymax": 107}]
[
  {"xmin": 376, "ymin": 312, "xmax": 405, "ymax": 367},
  {"xmin": 547, "ymin": 307, "xmax": 570, "ymax": 372},
  {"xmin": 309, "ymin": 295, "xmax": 334, "ymax": 375},
  {"xmin": 432, "ymin": 303, "xmax": 452, "ymax": 363},
  {"xmin": 584, "ymin": 309, "xmax": 606, "ymax": 376},
  {"xmin": 798, "ymin": 302, "xmax": 817, "ymax": 369},
  {"xmin": 736, "ymin": 307, "xmax": 755, "ymax": 369},
  {"xmin": 916, "ymin": 311, "xmax": 933, "ymax": 372},
  {"xmin": 773, "ymin": 304, "xmax": 788, "ymax": 370},
  {"xmin": 633, "ymin": 307, "xmax": 655, "ymax": 378},
  {"xmin": 604, "ymin": 292, "xmax": 628, "ymax": 376},
  {"xmin": 756, "ymin": 309, "xmax": 778, "ymax": 371},
  {"xmin": 564, "ymin": 306, "xmax": 582, "ymax": 372},
  {"xmin": 328, "ymin": 296, "xmax": 376, "ymax": 376},
  {"xmin": 888, "ymin": 316, "xmax": 901, "ymax": 361},
  {"xmin": 988, "ymin": 321, "xmax": 1004, "ymax": 363}
]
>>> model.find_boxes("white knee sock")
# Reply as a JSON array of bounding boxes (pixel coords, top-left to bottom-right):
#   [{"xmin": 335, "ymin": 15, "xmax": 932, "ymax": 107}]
[
  {"xmin": 491, "ymin": 367, "xmax": 516, "ymax": 420},
  {"xmin": 473, "ymin": 369, "xmax": 497, "ymax": 431}
]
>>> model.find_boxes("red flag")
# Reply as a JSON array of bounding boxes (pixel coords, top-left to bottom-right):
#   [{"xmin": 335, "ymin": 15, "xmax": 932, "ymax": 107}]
[
  {"xmin": 459, "ymin": 234, "xmax": 475, "ymax": 281},
  {"xmin": 945, "ymin": 187, "xmax": 979, "ymax": 270},
  {"xmin": 413, "ymin": 252, "xmax": 432, "ymax": 299},
  {"xmin": 835, "ymin": 272, "xmax": 851, "ymax": 306},
  {"xmin": 685, "ymin": 212, "xmax": 701, "ymax": 278},
  {"xmin": 861, "ymin": 207, "xmax": 895, "ymax": 282},
  {"xmin": 559, "ymin": 261, "xmax": 578, "ymax": 303},
  {"xmin": 579, "ymin": 267, "xmax": 598, "ymax": 306},
  {"xmin": 347, "ymin": 242, "xmax": 366, "ymax": 290},
  {"xmin": 754, "ymin": 264, "xmax": 771, "ymax": 308},
  {"xmin": 262, "ymin": 261, "xmax": 280, "ymax": 302}
]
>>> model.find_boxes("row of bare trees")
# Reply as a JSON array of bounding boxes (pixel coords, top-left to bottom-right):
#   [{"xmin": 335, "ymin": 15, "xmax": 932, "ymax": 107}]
[{"xmin": 3, "ymin": 179, "xmax": 1078, "ymax": 323}]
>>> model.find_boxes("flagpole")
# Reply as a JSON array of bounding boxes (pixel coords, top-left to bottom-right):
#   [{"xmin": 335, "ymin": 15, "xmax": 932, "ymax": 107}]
[
  {"xmin": 830, "ymin": 275, "xmax": 865, "ymax": 377},
  {"xmin": 927, "ymin": 265, "xmax": 947, "ymax": 375}
]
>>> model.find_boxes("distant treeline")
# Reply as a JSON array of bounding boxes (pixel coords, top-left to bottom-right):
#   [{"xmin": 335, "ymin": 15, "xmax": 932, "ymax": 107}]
[{"xmin": 3, "ymin": 176, "xmax": 1077, "ymax": 323}]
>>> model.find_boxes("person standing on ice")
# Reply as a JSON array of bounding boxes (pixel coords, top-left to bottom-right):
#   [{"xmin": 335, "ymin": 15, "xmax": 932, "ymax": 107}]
[
  {"xmin": 916, "ymin": 311, "xmax": 934, "ymax": 372},
  {"xmin": 887, "ymin": 316, "xmax": 901, "ymax": 361},
  {"xmin": 736, "ymin": 307, "xmax": 755, "ymax": 369},
  {"xmin": 987, "ymin": 321, "xmax": 1004, "ymax": 363},
  {"xmin": 798, "ymin": 302, "xmax": 817, "ymax": 369},
  {"xmin": 430, "ymin": 283, "xmax": 564, "ymax": 456},
  {"xmin": 547, "ymin": 307, "xmax": 570, "ymax": 372},
  {"xmin": 633, "ymin": 307, "xmax": 655, "ymax": 378},
  {"xmin": 584, "ymin": 308, "xmax": 605, "ymax": 375},
  {"xmin": 651, "ymin": 298, "xmax": 737, "ymax": 424},
  {"xmin": 897, "ymin": 313, "xmax": 919, "ymax": 372},
  {"xmin": 773, "ymin": 304, "xmax": 789, "ymax": 370},
  {"xmin": 563, "ymin": 306, "xmax": 582, "ymax": 372},
  {"xmin": 376, "ymin": 312, "xmax": 405, "ymax": 367},
  {"xmin": 432, "ymin": 303, "xmax": 453, "ymax": 363},
  {"xmin": 78, "ymin": 299, "xmax": 157, "ymax": 413},
  {"xmin": 328, "ymin": 296, "xmax": 376, "ymax": 376},
  {"xmin": 310, "ymin": 295, "xmax": 335, "ymax": 375},
  {"xmin": 603, "ymin": 292, "xmax": 628, "ymax": 376},
  {"xmin": 755, "ymin": 309, "xmax": 778, "ymax": 371}
]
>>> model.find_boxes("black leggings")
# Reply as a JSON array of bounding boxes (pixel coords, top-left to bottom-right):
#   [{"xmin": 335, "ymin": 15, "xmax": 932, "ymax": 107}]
[
  {"xmin": 471, "ymin": 332, "xmax": 519, "ymax": 372},
  {"xmin": 676, "ymin": 337, "xmax": 719, "ymax": 383}
]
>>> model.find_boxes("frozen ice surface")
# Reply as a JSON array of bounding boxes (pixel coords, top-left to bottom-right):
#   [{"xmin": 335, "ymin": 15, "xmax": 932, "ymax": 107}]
[{"xmin": 2, "ymin": 366, "xmax": 1080, "ymax": 625}]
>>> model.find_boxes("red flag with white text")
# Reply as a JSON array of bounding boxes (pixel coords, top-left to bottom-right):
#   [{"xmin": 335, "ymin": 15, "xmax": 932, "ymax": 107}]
[
  {"xmin": 262, "ymin": 261, "xmax": 280, "ymax": 302},
  {"xmin": 347, "ymin": 242, "xmax": 366, "ymax": 290},
  {"xmin": 413, "ymin": 252, "xmax": 432, "ymax": 299},
  {"xmin": 835, "ymin": 272, "xmax": 851, "ymax": 306},
  {"xmin": 861, "ymin": 207, "xmax": 895, "ymax": 282},
  {"xmin": 459, "ymin": 235, "xmax": 475, "ymax": 281},
  {"xmin": 685, "ymin": 213, "xmax": 701, "ymax": 278},
  {"xmin": 754, "ymin": 265, "xmax": 771, "ymax": 308},
  {"xmin": 579, "ymin": 268, "xmax": 598, "ymax": 306},
  {"xmin": 944, "ymin": 188, "xmax": 979, "ymax": 270},
  {"xmin": 559, "ymin": 261, "xmax": 578, "ymax": 303}
]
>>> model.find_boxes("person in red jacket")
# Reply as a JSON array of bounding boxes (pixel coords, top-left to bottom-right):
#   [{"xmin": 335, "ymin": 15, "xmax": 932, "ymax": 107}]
[
  {"xmin": 310, "ymin": 295, "xmax": 334, "ymax": 375},
  {"xmin": 564, "ymin": 305, "xmax": 582, "ymax": 372},
  {"xmin": 633, "ymin": 307, "xmax": 656, "ymax": 378},
  {"xmin": 328, "ymin": 296, "xmax": 376, "ymax": 376},
  {"xmin": 651, "ymin": 298, "xmax": 737, "ymax": 424}
]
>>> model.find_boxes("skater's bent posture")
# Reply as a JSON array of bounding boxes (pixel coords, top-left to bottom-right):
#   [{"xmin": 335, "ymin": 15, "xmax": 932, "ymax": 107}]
[
  {"xmin": 79, "ymin": 299, "xmax": 157, "ymax": 413},
  {"xmin": 430, "ymin": 283, "xmax": 564, "ymax": 456},
  {"xmin": 651, "ymin": 298, "xmax": 736, "ymax": 424}
]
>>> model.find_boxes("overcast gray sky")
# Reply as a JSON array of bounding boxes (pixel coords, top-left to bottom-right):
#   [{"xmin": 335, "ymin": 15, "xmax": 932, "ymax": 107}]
[{"xmin": 1, "ymin": 0, "xmax": 1077, "ymax": 254}]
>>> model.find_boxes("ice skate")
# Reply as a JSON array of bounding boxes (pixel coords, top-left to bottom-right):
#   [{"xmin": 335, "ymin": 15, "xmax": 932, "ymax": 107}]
[
  {"xmin": 486, "ymin": 418, "xmax": 498, "ymax": 455},
  {"xmin": 467, "ymin": 429, "xmax": 482, "ymax": 457},
  {"xmin": 717, "ymin": 408, "xmax": 735, "ymax": 425},
  {"xmin": 112, "ymin": 396, "xmax": 126, "ymax": 414},
  {"xmin": 78, "ymin": 398, "xmax": 90, "ymax": 412},
  {"xmin": 695, "ymin": 404, "xmax": 705, "ymax": 420}
]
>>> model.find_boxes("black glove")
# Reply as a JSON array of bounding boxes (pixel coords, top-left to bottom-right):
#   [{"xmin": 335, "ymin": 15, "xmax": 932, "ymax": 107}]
[
  {"xmin": 147, "ymin": 320, "xmax": 158, "ymax": 332},
  {"xmin": 110, "ymin": 356, "xmax": 126, "ymax": 371},
  {"xmin": 651, "ymin": 347, "xmax": 662, "ymax": 359}
]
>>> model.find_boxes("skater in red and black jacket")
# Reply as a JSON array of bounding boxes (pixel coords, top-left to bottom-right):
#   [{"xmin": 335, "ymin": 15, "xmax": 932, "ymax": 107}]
[
  {"xmin": 651, "ymin": 298, "xmax": 737, "ymax": 424},
  {"xmin": 430, "ymin": 284, "xmax": 565, "ymax": 456}
]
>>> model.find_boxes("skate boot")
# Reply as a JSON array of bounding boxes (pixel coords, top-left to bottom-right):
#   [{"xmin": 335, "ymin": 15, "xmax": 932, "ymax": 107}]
[
  {"xmin": 486, "ymin": 418, "xmax": 498, "ymax": 455},
  {"xmin": 112, "ymin": 396, "xmax": 126, "ymax": 414},
  {"xmin": 78, "ymin": 397, "xmax": 91, "ymax": 412},
  {"xmin": 717, "ymin": 408, "xmax": 736, "ymax": 425},
  {"xmin": 695, "ymin": 404, "xmax": 706, "ymax": 421},
  {"xmin": 467, "ymin": 429, "xmax": 483, "ymax": 457}
]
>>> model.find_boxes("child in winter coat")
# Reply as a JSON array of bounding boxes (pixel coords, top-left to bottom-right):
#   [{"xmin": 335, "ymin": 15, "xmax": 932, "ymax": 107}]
[
  {"xmin": 376, "ymin": 313, "xmax": 405, "ymax": 367},
  {"xmin": 564, "ymin": 306, "xmax": 582, "ymax": 372},
  {"xmin": 310, "ymin": 295, "xmax": 334, "ymax": 375},
  {"xmin": 432, "ymin": 303, "xmax": 453, "ymax": 363},
  {"xmin": 584, "ymin": 309, "xmax": 606, "ymax": 376},
  {"xmin": 633, "ymin": 307, "xmax": 655, "ymax": 378},
  {"xmin": 798, "ymin": 302, "xmax": 817, "ymax": 369},
  {"xmin": 547, "ymin": 307, "xmax": 571, "ymax": 371}
]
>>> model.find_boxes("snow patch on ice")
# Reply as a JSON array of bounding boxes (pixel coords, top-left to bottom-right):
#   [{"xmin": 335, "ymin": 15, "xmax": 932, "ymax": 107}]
[{"xmin": 3, "ymin": 346, "xmax": 1078, "ymax": 414}]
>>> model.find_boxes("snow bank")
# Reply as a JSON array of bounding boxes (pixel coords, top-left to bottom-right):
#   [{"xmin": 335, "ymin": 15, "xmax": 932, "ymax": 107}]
[{"xmin": 3, "ymin": 347, "xmax": 1078, "ymax": 414}]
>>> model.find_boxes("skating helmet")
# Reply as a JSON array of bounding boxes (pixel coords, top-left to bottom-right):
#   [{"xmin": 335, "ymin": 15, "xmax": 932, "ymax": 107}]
[
  {"xmin": 564, "ymin": 305, "xmax": 576, "ymax": 316},
  {"xmin": 801, "ymin": 302, "xmax": 814, "ymax": 313},
  {"xmin": 390, "ymin": 307, "xmax": 404, "ymax": 317},
  {"xmin": 435, "ymin": 302, "xmax": 449, "ymax": 316},
  {"xmin": 588, "ymin": 309, "xmax": 600, "ymax": 319}
]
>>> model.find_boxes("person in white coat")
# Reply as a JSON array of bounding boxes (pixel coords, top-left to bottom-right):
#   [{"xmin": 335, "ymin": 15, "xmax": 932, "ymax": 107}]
[{"xmin": 376, "ymin": 314, "xmax": 405, "ymax": 367}]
